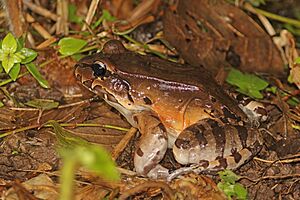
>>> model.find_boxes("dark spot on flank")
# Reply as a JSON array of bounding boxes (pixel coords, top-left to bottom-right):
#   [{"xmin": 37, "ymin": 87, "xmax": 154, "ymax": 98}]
[
  {"xmin": 188, "ymin": 125, "xmax": 207, "ymax": 146},
  {"xmin": 210, "ymin": 120, "xmax": 226, "ymax": 156},
  {"xmin": 158, "ymin": 123, "xmax": 167, "ymax": 132},
  {"xmin": 175, "ymin": 138, "xmax": 190, "ymax": 149},
  {"xmin": 235, "ymin": 125, "xmax": 248, "ymax": 148},
  {"xmin": 231, "ymin": 148, "xmax": 242, "ymax": 163},
  {"xmin": 128, "ymin": 94, "xmax": 134, "ymax": 103},
  {"xmin": 222, "ymin": 107, "xmax": 238, "ymax": 120},
  {"xmin": 143, "ymin": 97, "xmax": 152, "ymax": 105},
  {"xmin": 136, "ymin": 148, "xmax": 144, "ymax": 157}
]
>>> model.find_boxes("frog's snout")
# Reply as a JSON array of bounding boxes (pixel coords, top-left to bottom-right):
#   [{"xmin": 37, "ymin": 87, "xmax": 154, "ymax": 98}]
[{"xmin": 74, "ymin": 64, "xmax": 95, "ymax": 89}]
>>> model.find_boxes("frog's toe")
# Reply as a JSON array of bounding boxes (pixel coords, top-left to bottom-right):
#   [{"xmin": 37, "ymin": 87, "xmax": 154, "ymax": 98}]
[{"xmin": 146, "ymin": 165, "xmax": 169, "ymax": 179}]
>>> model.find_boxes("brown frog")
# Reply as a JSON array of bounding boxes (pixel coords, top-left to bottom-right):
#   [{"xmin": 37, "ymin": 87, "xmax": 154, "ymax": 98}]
[{"xmin": 75, "ymin": 40, "xmax": 262, "ymax": 179}]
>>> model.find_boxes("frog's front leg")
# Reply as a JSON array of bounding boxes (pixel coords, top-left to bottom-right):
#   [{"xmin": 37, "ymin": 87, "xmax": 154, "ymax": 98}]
[{"xmin": 133, "ymin": 112, "xmax": 169, "ymax": 179}]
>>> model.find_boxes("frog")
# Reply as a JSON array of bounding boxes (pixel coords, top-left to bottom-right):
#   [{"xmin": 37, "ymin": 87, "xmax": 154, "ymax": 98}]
[{"xmin": 74, "ymin": 40, "xmax": 263, "ymax": 179}]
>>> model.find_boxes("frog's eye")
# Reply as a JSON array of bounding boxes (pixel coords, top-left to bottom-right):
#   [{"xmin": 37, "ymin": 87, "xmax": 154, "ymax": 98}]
[{"xmin": 92, "ymin": 61, "xmax": 106, "ymax": 77}]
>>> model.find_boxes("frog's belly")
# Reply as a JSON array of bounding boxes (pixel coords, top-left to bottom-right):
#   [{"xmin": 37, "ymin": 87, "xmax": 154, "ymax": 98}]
[{"xmin": 153, "ymin": 102, "xmax": 213, "ymax": 136}]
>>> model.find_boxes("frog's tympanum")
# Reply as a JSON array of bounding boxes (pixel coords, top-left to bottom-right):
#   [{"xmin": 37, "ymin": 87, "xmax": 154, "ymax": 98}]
[{"xmin": 75, "ymin": 40, "xmax": 262, "ymax": 179}]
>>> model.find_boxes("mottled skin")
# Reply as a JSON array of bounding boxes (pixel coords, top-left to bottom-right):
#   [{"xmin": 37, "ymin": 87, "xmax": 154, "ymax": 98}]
[{"xmin": 75, "ymin": 40, "xmax": 262, "ymax": 179}]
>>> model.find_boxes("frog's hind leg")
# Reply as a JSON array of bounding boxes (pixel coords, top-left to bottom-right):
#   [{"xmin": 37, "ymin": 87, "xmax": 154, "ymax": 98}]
[
  {"xmin": 133, "ymin": 112, "xmax": 169, "ymax": 179},
  {"xmin": 172, "ymin": 118, "xmax": 262, "ymax": 172}
]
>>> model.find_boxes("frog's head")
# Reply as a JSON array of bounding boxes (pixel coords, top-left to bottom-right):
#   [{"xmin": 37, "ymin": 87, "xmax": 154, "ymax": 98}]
[{"xmin": 75, "ymin": 40, "xmax": 149, "ymax": 126}]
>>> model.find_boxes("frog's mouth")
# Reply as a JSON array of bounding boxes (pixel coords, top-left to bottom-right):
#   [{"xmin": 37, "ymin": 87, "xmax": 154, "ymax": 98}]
[{"xmin": 75, "ymin": 64, "xmax": 118, "ymax": 104}]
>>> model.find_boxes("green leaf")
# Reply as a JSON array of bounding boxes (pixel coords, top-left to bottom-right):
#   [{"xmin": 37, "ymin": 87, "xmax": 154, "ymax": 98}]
[
  {"xmin": 71, "ymin": 53, "xmax": 85, "ymax": 61},
  {"xmin": 0, "ymin": 101, "xmax": 3, "ymax": 107},
  {"xmin": 218, "ymin": 170, "xmax": 248, "ymax": 200},
  {"xmin": 17, "ymin": 36, "xmax": 25, "ymax": 51},
  {"xmin": 2, "ymin": 33, "xmax": 17, "ymax": 53},
  {"xmin": 68, "ymin": 3, "xmax": 83, "ymax": 24},
  {"xmin": 218, "ymin": 169, "xmax": 240, "ymax": 184},
  {"xmin": 25, "ymin": 63, "xmax": 50, "ymax": 88},
  {"xmin": 2, "ymin": 53, "xmax": 22, "ymax": 73},
  {"xmin": 287, "ymin": 96, "xmax": 300, "ymax": 106},
  {"xmin": 0, "ymin": 61, "xmax": 3, "ymax": 73},
  {"xmin": 226, "ymin": 68, "xmax": 269, "ymax": 99},
  {"xmin": 58, "ymin": 37, "xmax": 87, "ymax": 56},
  {"xmin": 233, "ymin": 183, "xmax": 248, "ymax": 200},
  {"xmin": 25, "ymin": 99, "xmax": 59, "ymax": 110},
  {"xmin": 0, "ymin": 49, "xmax": 5, "ymax": 61},
  {"xmin": 92, "ymin": 9, "xmax": 116, "ymax": 29},
  {"xmin": 8, "ymin": 63, "xmax": 20, "ymax": 81},
  {"xmin": 48, "ymin": 120, "xmax": 120, "ymax": 181},
  {"xmin": 20, "ymin": 48, "xmax": 38, "ymax": 64},
  {"xmin": 218, "ymin": 182, "xmax": 235, "ymax": 199},
  {"xmin": 295, "ymin": 57, "xmax": 300, "ymax": 64},
  {"xmin": 265, "ymin": 86, "xmax": 277, "ymax": 94},
  {"xmin": 102, "ymin": 9, "xmax": 116, "ymax": 22}
]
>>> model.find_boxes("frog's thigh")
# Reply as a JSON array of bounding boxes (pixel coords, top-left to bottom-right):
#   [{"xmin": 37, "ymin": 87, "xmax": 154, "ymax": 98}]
[
  {"xmin": 173, "ymin": 119, "xmax": 261, "ymax": 170},
  {"xmin": 133, "ymin": 112, "xmax": 168, "ymax": 178}
]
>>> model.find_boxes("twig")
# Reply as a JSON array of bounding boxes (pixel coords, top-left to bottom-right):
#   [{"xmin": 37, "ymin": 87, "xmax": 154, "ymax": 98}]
[
  {"xmin": 25, "ymin": 13, "xmax": 52, "ymax": 39},
  {"xmin": 244, "ymin": 2, "xmax": 300, "ymax": 27},
  {"xmin": 56, "ymin": 0, "xmax": 69, "ymax": 35},
  {"xmin": 254, "ymin": 153, "xmax": 300, "ymax": 164},
  {"xmin": 119, "ymin": 181, "xmax": 175, "ymax": 200},
  {"xmin": 111, "ymin": 127, "xmax": 138, "ymax": 160},
  {"xmin": 23, "ymin": 0, "xmax": 58, "ymax": 21},
  {"xmin": 241, "ymin": 174, "xmax": 300, "ymax": 183},
  {"xmin": 82, "ymin": 0, "xmax": 100, "ymax": 31}
]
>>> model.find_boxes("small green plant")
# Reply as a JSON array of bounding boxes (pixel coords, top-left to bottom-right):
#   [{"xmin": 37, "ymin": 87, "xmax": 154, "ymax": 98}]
[
  {"xmin": 92, "ymin": 9, "xmax": 116, "ymax": 29},
  {"xmin": 68, "ymin": 3, "xmax": 83, "ymax": 25},
  {"xmin": 48, "ymin": 120, "xmax": 120, "ymax": 200},
  {"xmin": 217, "ymin": 170, "xmax": 248, "ymax": 200},
  {"xmin": 0, "ymin": 32, "xmax": 49, "ymax": 88},
  {"xmin": 226, "ymin": 68, "xmax": 269, "ymax": 99},
  {"xmin": 295, "ymin": 57, "xmax": 300, "ymax": 64}
]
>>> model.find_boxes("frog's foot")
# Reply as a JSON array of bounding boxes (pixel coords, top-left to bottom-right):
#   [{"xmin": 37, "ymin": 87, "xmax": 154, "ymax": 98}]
[
  {"xmin": 172, "ymin": 119, "xmax": 262, "ymax": 171},
  {"xmin": 133, "ymin": 113, "xmax": 169, "ymax": 179}
]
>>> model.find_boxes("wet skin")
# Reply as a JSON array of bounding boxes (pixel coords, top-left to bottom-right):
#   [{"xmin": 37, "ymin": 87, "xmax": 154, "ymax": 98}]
[{"xmin": 75, "ymin": 40, "xmax": 262, "ymax": 179}]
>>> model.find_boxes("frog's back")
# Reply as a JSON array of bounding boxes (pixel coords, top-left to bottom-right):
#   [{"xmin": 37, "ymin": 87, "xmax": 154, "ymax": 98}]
[{"xmin": 105, "ymin": 51, "xmax": 247, "ymax": 120}]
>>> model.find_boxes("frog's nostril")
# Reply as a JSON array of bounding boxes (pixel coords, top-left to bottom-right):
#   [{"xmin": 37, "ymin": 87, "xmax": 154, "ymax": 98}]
[{"xmin": 82, "ymin": 80, "xmax": 92, "ymax": 88}]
